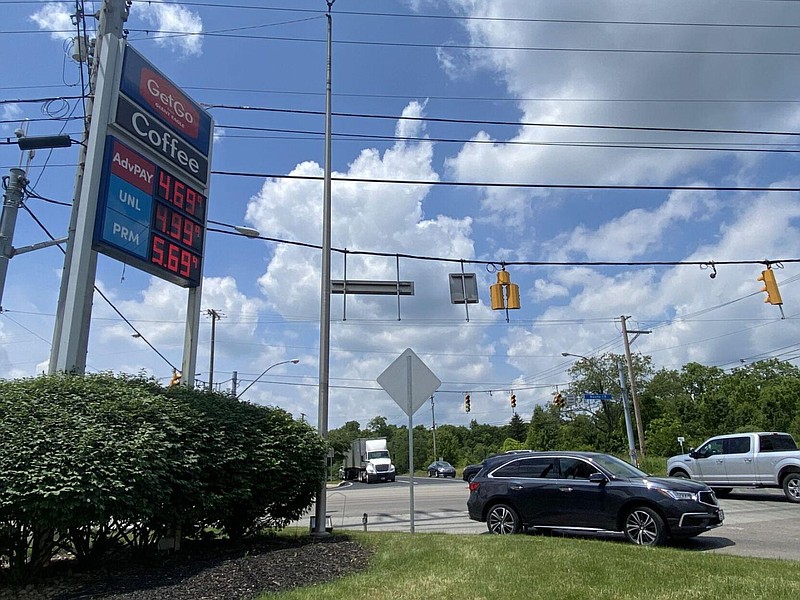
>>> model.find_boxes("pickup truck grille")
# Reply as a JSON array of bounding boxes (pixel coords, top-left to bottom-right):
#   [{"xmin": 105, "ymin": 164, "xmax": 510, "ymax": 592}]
[{"xmin": 698, "ymin": 490, "xmax": 718, "ymax": 506}]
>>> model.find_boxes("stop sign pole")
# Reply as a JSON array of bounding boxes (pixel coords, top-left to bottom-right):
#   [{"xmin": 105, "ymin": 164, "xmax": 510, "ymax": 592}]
[{"xmin": 377, "ymin": 348, "xmax": 441, "ymax": 533}]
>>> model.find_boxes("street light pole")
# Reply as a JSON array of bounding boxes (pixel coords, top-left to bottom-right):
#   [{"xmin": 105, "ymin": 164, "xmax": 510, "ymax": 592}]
[
  {"xmin": 314, "ymin": 0, "xmax": 335, "ymax": 538},
  {"xmin": 236, "ymin": 359, "xmax": 299, "ymax": 399}
]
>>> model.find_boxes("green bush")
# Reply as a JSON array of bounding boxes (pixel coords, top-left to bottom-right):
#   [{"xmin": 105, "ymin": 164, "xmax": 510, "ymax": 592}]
[{"xmin": 0, "ymin": 373, "xmax": 326, "ymax": 581}]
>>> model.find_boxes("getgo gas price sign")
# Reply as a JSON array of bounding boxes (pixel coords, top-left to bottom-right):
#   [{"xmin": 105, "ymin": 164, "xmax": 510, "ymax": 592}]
[{"xmin": 93, "ymin": 136, "xmax": 206, "ymax": 288}]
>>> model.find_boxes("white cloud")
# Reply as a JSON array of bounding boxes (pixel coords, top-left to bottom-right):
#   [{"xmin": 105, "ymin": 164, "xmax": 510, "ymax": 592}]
[
  {"xmin": 131, "ymin": 1, "xmax": 203, "ymax": 57},
  {"xmin": 29, "ymin": 3, "xmax": 73, "ymax": 41}
]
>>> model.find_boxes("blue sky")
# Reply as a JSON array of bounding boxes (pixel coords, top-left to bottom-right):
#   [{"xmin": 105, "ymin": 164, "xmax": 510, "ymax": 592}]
[{"xmin": 2, "ymin": 0, "xmax": 800, "ymax": 430}]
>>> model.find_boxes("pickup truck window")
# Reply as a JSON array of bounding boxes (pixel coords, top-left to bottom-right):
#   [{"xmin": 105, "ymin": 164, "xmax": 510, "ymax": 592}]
[
  {"xmin": 697, "ymin": 439, "xmax": 724, "ymax": 458},
  {"xmin": 759, "ymin": 434, "xmax": 798, "ymax": 452},
  {"xmin": 724, "ymin": 436, "xmax": 751, "ymax": 454}
]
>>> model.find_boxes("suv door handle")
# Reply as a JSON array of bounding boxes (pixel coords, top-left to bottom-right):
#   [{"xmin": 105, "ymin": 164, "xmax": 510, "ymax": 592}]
[
  {"xmin": 744, "ymin": 458, "xmax": 753, "ymax": 463},
  {"xmin": 559, "ymin": 487, "xmax": 573, "ymax": 492},
  {"xmin": 509, "ymin": 484, "xmax": 523, "ymax": 491}
]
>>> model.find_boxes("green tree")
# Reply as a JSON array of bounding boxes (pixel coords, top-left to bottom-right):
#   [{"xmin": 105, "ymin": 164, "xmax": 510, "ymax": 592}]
[{"xmin": 525, "ymin": 405, "xmax": 561, "ymax": 450}]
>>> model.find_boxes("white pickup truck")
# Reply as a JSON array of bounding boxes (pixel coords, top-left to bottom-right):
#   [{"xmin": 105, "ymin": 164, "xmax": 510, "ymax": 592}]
[{"xmin": 667, "ymin": 432, "xmax": 800, "ymax": 503}]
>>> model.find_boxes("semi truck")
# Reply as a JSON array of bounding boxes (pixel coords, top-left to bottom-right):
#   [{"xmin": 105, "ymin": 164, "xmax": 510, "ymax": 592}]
[{"xmin": 340, "ymin": 437, "xmax": 396, "ymax": 483}]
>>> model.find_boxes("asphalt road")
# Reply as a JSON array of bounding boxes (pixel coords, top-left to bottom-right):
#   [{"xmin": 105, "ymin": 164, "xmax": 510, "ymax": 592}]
[{"xmin": 305, "ymin": 477, "xmax": 800, "ymax": 560}]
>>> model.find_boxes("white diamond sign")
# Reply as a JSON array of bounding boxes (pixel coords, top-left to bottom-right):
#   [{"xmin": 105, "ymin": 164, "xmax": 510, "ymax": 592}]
[{"xmin": 377, "ymin": 348, "xmax": 441, "ymax": 417}]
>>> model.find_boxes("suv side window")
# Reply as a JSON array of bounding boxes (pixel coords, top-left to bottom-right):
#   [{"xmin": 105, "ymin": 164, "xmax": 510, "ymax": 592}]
[
  {"xmin": 724, "ymin": 436, "xmax": 751, "ymax": 454},
  {"xmin": 491, "ymin": 461, "xmax": 519, "ymax": 478},
  {"xmin": 558, "ymin": 458, "xmax": 598, "ymax": 480},
  {"xmin": 515, "ymin": 457, "xmax": 557, "ymax": 478},
  {"xmin": 697, "ymin": 439, "xmax": 724, "ymax": 458}
]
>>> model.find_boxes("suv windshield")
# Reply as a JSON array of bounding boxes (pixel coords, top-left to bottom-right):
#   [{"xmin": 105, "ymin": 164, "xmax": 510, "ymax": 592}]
[{"xmin": 591, "ymin": 454, "xmax": 648, "ymax": 478}]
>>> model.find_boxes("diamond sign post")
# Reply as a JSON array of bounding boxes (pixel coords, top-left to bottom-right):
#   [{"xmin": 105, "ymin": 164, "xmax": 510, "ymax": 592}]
[{"xmin": 377, "ymin": 348, "xmax": 441, "ymax": 533}]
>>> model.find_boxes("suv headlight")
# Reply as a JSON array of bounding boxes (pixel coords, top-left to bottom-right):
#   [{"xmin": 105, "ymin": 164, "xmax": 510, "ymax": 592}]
[{"xmin": 656, "ymin": 488, "xmax": 696, "ymax": 501}]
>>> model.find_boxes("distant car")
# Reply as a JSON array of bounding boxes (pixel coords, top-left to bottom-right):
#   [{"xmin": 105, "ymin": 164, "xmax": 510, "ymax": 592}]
[
  {"xmin": 427, "ymin": 460, "xmax": 456, "ymax": 478},
  {"xmin": 463, "ymin": 463, "xmax": 482, "ymax": 482},
  {"xmin": 467, "ymin": 451, "xmax": 723, "ymax": 546}
]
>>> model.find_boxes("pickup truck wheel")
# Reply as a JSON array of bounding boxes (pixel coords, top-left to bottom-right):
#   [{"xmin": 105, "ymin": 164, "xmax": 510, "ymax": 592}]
[
  {"xmin": 623, "ymin": 507, "xmax": 666, "ymax": 547},
  {"xmin": 486, "ymin": 503, "xmax": 521, "ymax": 534},
  {"xmin": 671, "ymin": 470, "xmax": 690, "ymax": 479},
  {"xmin": 782, "ymin": 473, "xmax": 800, "ymax": 503}
]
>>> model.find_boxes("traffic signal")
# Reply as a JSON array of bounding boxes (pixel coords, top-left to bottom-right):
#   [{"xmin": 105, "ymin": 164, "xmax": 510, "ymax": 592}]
[
  {"xmin": 758, "ymin": 268, "xmax": 783, "ymax": 306},
  {"xmin": 553, "ymin": 393, "xmax": 564, "ymax": 408},
  {"xmin": 510, "ymin": 393, "xmax": 517, "ymax": 409},
  {"xmin": 490, "ymin": 268, "xmax": 521, "ymax": 310},
  {"xmin": 169, "ymin": 370, "xmax": 181, "ymax": 387},
  {"xmin": 464, "ymin": 393, "xmax": 471, "ymax": 413}
]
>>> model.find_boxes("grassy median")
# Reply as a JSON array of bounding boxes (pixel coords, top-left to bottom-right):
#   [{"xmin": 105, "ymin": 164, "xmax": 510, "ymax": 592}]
[{"xmin": 261, "ymin": 531, "xmax": 800, "ymax": 600}]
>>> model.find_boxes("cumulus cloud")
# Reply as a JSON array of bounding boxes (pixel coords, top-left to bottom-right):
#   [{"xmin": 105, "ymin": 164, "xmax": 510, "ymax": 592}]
[
  {"xmin": 132, "ymin": 1, "xmax": 204, "ymax": 57},
  {"xmin": 29, "ymin": 2, "xmax": 73, "ymax": 41}
]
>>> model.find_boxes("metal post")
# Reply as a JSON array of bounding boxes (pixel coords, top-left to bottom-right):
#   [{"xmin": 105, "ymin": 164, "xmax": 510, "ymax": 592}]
[
  {"xmin": 313, "ymin": 2, "xmax": 335, "ymax": 538},
  {"xmin": 0, "ymin": 168, "xmax": 26, "ymax": 311},
  {"xmin": 231, "ymin": 370, "xmax": 238, "ymax": 397},
  {"xmin": 621, "ymin": 315, "xmax": 647, "ymax": 457},
  {"xmin": 617, "ymin": 361, "xmax": 638, "ymax": 466},
  {"xmin": 181, "ymin": 286, "xmax": 202, "ymax": 389},
  {"xmin": 407, "ymin": 355, "xmax": 415, "ymax": 533},
  {"xmin": 205, "ymin": 309, "xmax": 222, "ymax": 390},
  {"xmin": 53, "ymin": 0, "xmax": 128, "ymax": 373},
  {"xmin": 431, "ymin": 395, "xmax": 437, "ymax": 460}
]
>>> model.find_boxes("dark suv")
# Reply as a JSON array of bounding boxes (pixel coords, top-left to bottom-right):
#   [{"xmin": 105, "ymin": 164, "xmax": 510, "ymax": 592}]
[{"xmin": 467, "ymin": 451, "xmax": 723, "ymax": 546}]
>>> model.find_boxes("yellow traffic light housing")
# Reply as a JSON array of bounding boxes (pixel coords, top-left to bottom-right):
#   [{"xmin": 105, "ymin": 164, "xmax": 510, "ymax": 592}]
[
  {"xmin": 553, "ymin": 393, "xmax": 564, "ymax": 408},
  {"xmin": 510, "ymin": 393, "xmax": 517, "ymax": 409},
  {"xmin": 169, "ymin": 370, "xmax": 181, "ymax": 387},
  {"xmin": 464, "ymin": 393, "xmax": 471, "ymax": 413},
  {"xmin": 758, "ymin": 268, "xmax": 783, "ymax": 306},
  {"xmin": 490, "ymin": 268, "xmax": 521, "ymax": 311}
]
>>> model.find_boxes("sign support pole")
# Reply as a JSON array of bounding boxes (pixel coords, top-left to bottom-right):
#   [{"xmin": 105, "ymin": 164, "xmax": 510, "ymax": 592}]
[
  {"xmin": 407, "ymin": 354, "xmax": 415, "ymax": 533},
  {"xmin": 53, "ymin": 0, "xmax": 127, "ymax": 373}
]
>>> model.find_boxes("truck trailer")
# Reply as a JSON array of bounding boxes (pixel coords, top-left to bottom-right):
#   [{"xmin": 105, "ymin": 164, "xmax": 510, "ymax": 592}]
[{"xmin": 340, "ymin": 437, "xmax": 396, "ymax": 483}]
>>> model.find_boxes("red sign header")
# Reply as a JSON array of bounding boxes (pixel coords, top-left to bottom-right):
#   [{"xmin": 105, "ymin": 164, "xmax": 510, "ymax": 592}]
[{"xmin": 139, "ymin": 66, "xmax": 199, "ymax": 139}]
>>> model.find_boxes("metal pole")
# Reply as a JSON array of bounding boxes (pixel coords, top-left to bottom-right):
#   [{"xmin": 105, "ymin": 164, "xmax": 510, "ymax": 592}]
[
  {"xmin": 0, "ymin": 168, "xmax": 26, "ymax": 311},
  {"xmin": 621, "ymin": 315, "xmax": 647, "ymax": 457},
  {"xmin": 53, "ymin": 0, "xmax": 128, "ymax": 373},
  {"xmin": 407, "ymin": 355, "xmax": 415, "ymax": 533},
  {"xmin": 206, "ymin": 309, "xmax": 221, "ymax": 390},
  {"xmin": 431, "ymin": 395, "xmax": 437, "ymax": 460},
  {"xmin": 313, "ymin": 0, "xmax": 335, "ymax": 537},
  {"xmin": 231, "ymin": 370, "xmax": 238, "ymax": 396},
  {"xmin": 617, "ymin": 361, "xmax": 638, "ymax": 466}
]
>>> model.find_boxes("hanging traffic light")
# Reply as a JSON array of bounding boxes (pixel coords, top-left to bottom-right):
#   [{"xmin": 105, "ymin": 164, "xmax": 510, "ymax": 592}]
[
  {"xmin": 169, "ymin": 370, "xmax": 181, "ymax": 387},
  {"xmin": 757, "ymin": 268, "xmax": 783, "ymax": 306},
  {"xmin": 510, "ymin": 393, "xmax": 517, "ymax": 409},
  {"xmin": 490, "ymin": 268, "xmax": 521, "ymax": 310},
  {"xmin": 464, "ymin": 393, "xmax": 471, "ymax": 413},
  {"xmin": 553, "ymin": 393, "xmax": 564, "ymax": 408}
]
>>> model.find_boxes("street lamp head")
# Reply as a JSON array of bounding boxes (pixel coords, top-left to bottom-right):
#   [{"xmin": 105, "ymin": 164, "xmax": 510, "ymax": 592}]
[
  {"xmin": 561, "ymin": 352, "xmax": 570, "ymax": 357},
  {"xmin": 233, "ymin": 225, "xmax": 261, "ymax": 238},
  {"xmin": 290, "ymin": 359, "xmax": 300, "ymax": 364}
]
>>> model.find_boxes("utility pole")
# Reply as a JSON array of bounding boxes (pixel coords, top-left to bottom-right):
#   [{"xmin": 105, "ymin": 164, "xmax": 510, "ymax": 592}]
[
  {"xmin": 617, "ymin": 361, "xmax": 638, "ymax": 466},
  {"xmin": 0, "ymin": 168, "xmax": 26, "ymax": 311},
  {"xmin": 231, "ymin": 370, "xmax": 238, "ymax": 397},
  {"xmin": 205, "ymin": 309, "xmax": 224, "ymax": 391},
  {"xmin": 621, "ymin": 315, "xmax": 650, "ymax": 458}
]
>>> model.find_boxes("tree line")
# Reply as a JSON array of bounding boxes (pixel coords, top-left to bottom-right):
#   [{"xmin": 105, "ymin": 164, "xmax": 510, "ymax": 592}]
[{"xmin": 327, "ymin": 356, "xmax": 800, "ymax": 471}]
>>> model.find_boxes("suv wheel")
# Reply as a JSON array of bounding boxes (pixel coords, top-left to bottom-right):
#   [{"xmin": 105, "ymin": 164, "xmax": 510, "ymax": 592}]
[
  {"xmin": 623, "ymin": 506, "xmax": 666, "ymax": 546},
  {"xmin": 486, "ymin": 503, "xmax": 521, "ymax": 534}
]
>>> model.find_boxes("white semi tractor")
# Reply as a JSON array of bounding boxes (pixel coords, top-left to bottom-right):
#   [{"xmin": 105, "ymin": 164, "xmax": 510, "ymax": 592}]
[{"xmin": 340, "ymin": 437, "xmax": 396, "ymax": 483}]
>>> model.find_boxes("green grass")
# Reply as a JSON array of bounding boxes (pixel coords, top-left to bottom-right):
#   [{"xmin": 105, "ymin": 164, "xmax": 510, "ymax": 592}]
[{"xmin": 260, "ymin": 531, "xmax": 800, "ymax": 600}]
